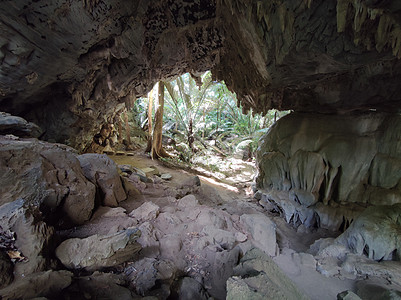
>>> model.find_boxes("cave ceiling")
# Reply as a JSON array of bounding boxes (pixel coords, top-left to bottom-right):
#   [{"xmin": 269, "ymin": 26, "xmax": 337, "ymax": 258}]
[{"xmin": 0, "ymin": 0, "xmax": 401, "ymax": 149}]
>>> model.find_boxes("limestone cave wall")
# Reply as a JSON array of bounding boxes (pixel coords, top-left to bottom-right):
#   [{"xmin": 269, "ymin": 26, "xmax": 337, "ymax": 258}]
[
  {"xmin": 256, "ymin": 112, "xmax": 401, "ymax": 231},
  {"xmin": 1, "ymin": 0, "xmax": 401, "ymax": 150}
]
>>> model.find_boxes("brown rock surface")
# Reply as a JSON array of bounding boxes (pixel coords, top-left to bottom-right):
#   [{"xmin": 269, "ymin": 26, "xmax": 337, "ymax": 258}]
[
  {"xmin": 0, "ymin": 136, "xmax": 96, "ymax": 224},
  {"xmin": 78, "ymin": 153, "xmax": 127, "ymax": 207}
]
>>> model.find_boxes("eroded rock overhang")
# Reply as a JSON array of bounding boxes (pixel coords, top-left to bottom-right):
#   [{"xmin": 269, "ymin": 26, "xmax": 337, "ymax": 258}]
[{"xmin": 0, "ymin": 0, "xmax": 401, "ymax": 149}]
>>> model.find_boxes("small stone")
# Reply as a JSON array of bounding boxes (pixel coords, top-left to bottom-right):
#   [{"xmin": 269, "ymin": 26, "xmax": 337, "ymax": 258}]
[
  {"xmin": 126, "ymin": 152, "xmax": 135, "ymax": 156},
  {"xmin": 161, "ymin": 173, "xmax": 172, "ymax": 180},
  {"xmin": 337, "ymin": 290, "xmax": 362, "ymax": 300},
  {"xmin": 253, "ymin": 190, "xmax": 262, "ymax": 200},
  {"xmin": 177, "ymin": 194, "xmax": 198, "ymax": 207},
  {"xmin": 115, "ymin": 151, "xmax": 125, "ymax": 155},
  {"xmin": 181, "ymin": 176, "xmax": 201, "ymax": 188},
  {"xmin": 102, "ymin": 144, "xmax": 115, "ymax": 155},
  {"xmin": 129, "ymin": 202, "xmax": 160, "ymax": 222},
  {"xmin": 141, "ymin": 167, "xmax": 159, "ymax": 176},
  {"xmin": 119, "ymin": 164, "xmax": 133, "ymax": 174},
  {"xmin": 235, "ymin": 232, "xmax": 248, "ymax": 242}
]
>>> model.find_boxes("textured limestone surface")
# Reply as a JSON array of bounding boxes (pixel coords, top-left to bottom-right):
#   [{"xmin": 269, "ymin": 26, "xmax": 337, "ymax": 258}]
[
  {"xmin": 0, "ymin": 112, "xmax": 42, "ymax": 138},
  {"xmin": 336, "ymin": 204, "xmax": 401, "ymax": 261},
  {"xmin": 256, "ymin": 112, "xmax": 401, "ymax": 232},
  {"xmin": 0, "ymin": 0, "xmax": 401, "ymax": 150},
  {"xmin": 0, "ymin": 136, "xmax": 96, "ymax": 224}
]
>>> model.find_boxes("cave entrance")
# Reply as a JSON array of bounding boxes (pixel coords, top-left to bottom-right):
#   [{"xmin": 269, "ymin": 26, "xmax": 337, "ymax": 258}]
[{"xmin": 93, "ymin": 71, "xmax": 289, "ymax": 188}]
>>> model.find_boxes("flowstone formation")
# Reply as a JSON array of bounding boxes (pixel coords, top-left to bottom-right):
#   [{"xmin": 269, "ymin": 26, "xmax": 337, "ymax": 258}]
[{"xmin": 255, "ymin": 112, "xmax": 401, "ymax": 260}]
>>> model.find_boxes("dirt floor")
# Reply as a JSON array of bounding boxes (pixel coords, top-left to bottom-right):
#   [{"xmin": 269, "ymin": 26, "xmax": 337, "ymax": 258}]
[
  {"xmin": 110, "ymin": 151, "xmax": 356, "ymax": 299},
  {"xmin": 58, "ymin": 150, "xmax": 401, "ymax": 299}
]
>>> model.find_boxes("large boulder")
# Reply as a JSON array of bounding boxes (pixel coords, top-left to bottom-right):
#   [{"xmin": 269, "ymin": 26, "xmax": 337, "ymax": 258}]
[
  {"xmin": 78, "ymin": 154, "xmax": 127, "ymax": 207},
  {"xmin": 55, "ymin": 227, "xmax": 141, "ymax": 270},
  {"xmin": 0, "ymin": 136, "xmax": 96, "ymax": 224}
]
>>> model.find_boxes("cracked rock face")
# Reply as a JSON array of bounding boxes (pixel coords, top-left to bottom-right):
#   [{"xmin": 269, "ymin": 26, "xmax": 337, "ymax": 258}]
[{"xmin": 0, "ymin": 0, "xmax": 400, "ymax": 150}]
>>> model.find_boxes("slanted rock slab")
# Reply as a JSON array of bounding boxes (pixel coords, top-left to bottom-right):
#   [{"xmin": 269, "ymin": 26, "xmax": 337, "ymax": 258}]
[{"xmin": 55, "ymin": 228, "xmax": 141, "ymax": 270}]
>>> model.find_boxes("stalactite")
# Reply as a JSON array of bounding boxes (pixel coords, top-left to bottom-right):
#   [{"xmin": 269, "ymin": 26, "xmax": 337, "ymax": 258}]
[
  {"xmin": 336, "ymin": 0, "xmax": 349, "ymax": 33},
  {"xmin": 336, "ymin": 0, "xmax": 401, "ymax": 58}
]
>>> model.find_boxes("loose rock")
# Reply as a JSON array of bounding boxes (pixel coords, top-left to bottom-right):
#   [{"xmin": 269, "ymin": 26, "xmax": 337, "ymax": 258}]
[
  {"xmin": 129, "ymin": 202, "xmax": 160, "ymax": 223},
  {"xmin": 55, "ymin": 228, "xmax": 141, "ymax": 270}
]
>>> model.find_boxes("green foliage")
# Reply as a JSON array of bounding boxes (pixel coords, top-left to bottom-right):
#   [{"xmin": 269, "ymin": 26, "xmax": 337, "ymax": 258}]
[{"xmin": 131, "ymin": 71, "xmax": 290, "ymax": 155}]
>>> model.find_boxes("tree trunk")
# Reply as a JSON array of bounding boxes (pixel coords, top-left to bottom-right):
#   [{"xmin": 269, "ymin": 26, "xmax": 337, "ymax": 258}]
[
  {"xmin": 188, "ymin": 118, "xmax": 195, "ymax": 152},
  {"xmin": 124, "ymin": 111, "xmax": 131, "ymax": 145},
  {"xmin": 151, "ymin": 82, "xmax": 169, "ymax": 159},
  {"xmin": 145, "ymin": 87, "xmax": 154, "ymax": 153}
]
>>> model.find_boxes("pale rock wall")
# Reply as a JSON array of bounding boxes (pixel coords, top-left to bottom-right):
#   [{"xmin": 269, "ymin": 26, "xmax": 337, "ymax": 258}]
[{"xmin": 256, "ymin": 112, "xmax": 401, "ymax": 231}]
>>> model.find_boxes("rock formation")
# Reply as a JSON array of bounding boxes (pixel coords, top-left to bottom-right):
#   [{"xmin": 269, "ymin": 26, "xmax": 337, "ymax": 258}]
[
  {"xmin": 256, "ymin": 112, "xmax": 401, "ymax": 232},
  {"xmin": 78, "ymin": 153, "xmax": 127, "ymax": 207},
  {"xmin": 1, "ymin": 0, "xmax": 401, "ymax": 298},
  {"xmin": 0, "ymin": 0, "xmax": 400, "ymax": 150}
]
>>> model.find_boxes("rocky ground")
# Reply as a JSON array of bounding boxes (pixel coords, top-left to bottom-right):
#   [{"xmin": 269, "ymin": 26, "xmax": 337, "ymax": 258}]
[{"xmin": 0, "ymin": 136, "xmax": 401, "ymax": 299}]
